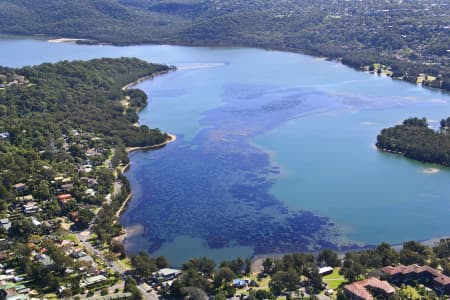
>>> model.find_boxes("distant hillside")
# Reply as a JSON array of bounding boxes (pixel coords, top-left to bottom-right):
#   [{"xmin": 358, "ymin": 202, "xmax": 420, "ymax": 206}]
[
  {"xmin": 0, "ymin": 0, "xmax": 187, "ymax": 42},
  {"xmin": 1, "ymin": 0, "xmax": 450, "ymax": 91}
]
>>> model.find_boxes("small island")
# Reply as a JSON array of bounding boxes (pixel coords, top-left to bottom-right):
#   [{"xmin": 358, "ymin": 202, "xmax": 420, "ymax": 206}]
[{"xmin": 376, "ymin": 117, "xmax": 450, "ymax": 166}]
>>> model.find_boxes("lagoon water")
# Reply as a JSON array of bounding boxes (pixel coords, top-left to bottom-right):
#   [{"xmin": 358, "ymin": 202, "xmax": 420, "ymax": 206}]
[{"xmin": 1, "ymin": 36, "xmax": 450, "ymax": 266}]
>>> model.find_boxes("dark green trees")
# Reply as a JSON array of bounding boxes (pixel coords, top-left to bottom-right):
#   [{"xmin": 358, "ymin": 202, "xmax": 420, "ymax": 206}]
[{"xmin": 377, "ymin": 117, "xmax": 450, "ymax": 166}]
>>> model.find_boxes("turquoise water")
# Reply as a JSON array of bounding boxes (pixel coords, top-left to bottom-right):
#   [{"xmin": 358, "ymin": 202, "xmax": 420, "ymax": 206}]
[{"xmin": 1, "ymin": 36, "xmax": 450, "ymax": 266}]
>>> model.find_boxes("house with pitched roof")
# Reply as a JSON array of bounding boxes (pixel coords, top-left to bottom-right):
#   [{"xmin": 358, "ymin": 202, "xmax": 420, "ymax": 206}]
[
  {"xmin": 343, "ymin": 277, "xmax": 395, "ymax": 300},
  {"xmin": 381, "ymin": 264, "xmax": 450, "ymax": 295}
]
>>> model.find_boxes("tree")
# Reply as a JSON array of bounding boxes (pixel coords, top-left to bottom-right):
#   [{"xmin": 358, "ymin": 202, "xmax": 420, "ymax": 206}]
[
  {"xmin": 262, "ymin": 258, "xmax": 273, "ymax": 274},
  {"xmin": 156, "ymin": 256, "xmax": 169, "ymax": 269},
  {"xmin": 375, "ymin": 243, "xmax": 399, "ymax": 266},
  {"xmin": 249, "ymin": 289, "xmax": 276, "ymax": 300},
  {"xmin": 124, "ymin": 277, "xmax": 143, "ymax": 300},
  {"xmin": 183, "ymin": 257, "xmax": 216, "ymax": 277},
  {"xmin": 342, "ymin": 262, "xmax": 364, "ymax": 282},
  {"xmin": 61, "ymin": 288, "xmax": 72, "ymax": 299},
  {"xmin": 307, "ymin": 267, "xmax": 323, "ymax": 293},
  {"xmin": 130, "ymin": 252, "xmax": 157, "ymax": 280},
  {"xmin": 244, "ymin": 257, "xmax": 252, "ymax": 275},
  {"xmin": 213, "ymin": 267, "xmax": 235, "ymax": 288},
  {"xmin": 269, "ymin": 270, "xmax": 299, "ymax": 295},
  {"xmin": 178, "ymin": 268, "xmax": 211, "ymax": 292},
  {"xmin": 111, "ymin": 240, "xmax": 126, "ymax": 259},
  {"xmin": 181, "ymin": 287, "xmax": 208, "ymax": 300},
  {"xmin": 317, "ymin": 249, "xmax": 340, "ymax": 267}
]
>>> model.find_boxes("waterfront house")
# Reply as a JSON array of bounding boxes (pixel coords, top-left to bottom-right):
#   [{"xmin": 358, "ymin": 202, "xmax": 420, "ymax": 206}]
[{"xmin": 154, "ymin": 268, "xmax": 182, "ymax": 281}]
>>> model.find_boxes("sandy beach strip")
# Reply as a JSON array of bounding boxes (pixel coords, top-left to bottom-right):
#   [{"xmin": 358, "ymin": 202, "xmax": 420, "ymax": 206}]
[
  {"xmin": 47, "ymin": 38, "xmax": 87, "ymax": 43},
  {"xmin": 121, "ymin": 69, "xmax": 175, "ymax": 91},
  {"xmin": 126, "ymin": 133, "xmax": 176, "ymax": 153},
  {"xmin": 422, "ymin": 167, "xmax": 440, "ymax": 174}
]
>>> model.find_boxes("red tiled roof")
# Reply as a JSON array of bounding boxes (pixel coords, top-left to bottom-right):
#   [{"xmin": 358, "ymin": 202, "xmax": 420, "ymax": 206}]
[
  {"xmin": 420, "ymin": 266, "xmax": 442, "ymax": 277},
  {"xmin": 345, "ymin": 282, "xmax": 373, "ymax": 300},
  {"xmin": 57, "ymin": 194, "xmax": 72, "ymax": 200},
  {"xmin": 434, "ymin": 275, "xmax": 450, "ymax": 286},
  {"xmin": 344, "ymin": 277, "xmax": 395, "ymax": 300},
  {"xmin": 382, "ymin": 264, "xmax": 441, "ymax": 277},
  {"xmin": 364, "ymin": 277, "xmax": 396, "ymax": 294},
  {"xmin": 382, "ymin": 264, "xmax": 450, "ymax": 287}
]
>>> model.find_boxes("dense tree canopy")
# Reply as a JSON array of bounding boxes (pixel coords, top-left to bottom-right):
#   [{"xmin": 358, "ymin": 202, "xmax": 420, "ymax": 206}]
[{"xmin": 376, "ymin": 117, "xmax": 450, "ymax": 166}]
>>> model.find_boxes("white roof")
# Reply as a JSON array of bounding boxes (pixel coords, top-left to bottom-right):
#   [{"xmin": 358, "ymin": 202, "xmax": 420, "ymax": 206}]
[
  {"xmin": 319, "ymin": 266, "xmax": 334, "ymax": 274},
  {"xmin": 157, "ymin": 268, "xmax": 182, "ymax": 276}
]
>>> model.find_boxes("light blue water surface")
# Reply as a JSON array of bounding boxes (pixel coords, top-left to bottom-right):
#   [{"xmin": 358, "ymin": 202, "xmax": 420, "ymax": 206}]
[{"xmin": 1, "ymin": 36, "xmax": 450, "ymax": 266}]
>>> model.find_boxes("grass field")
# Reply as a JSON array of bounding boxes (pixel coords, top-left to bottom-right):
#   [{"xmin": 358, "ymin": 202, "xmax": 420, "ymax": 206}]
[
  {"xmin": 115, "ymin": 258, "xmax": 133, "ymax": 271},
  {"xmin": 322, "ymin": 267, "xmax": 348, "ymax": 290}
]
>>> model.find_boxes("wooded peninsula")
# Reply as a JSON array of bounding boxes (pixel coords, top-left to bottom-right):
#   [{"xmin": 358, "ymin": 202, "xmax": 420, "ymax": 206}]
[{"xmin": 376, "ymin": 117, "xmax": 450, "ymax": 166}]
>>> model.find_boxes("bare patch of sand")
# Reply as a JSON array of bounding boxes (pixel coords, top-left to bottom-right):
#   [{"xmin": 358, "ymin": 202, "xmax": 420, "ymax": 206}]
[
  {"xmin": 422, "ymin": 167, "xmax": 440, "ymax": 174},
  {"xmin": 48, "ymin": 38, "xmax": 87, "ymax": 43}
]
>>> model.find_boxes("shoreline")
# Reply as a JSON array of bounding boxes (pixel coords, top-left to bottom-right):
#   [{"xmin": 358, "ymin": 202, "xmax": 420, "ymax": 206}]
[
  {"xmin": 38, "ymin": 34, "xmax": 449, "ymax": 95},
  {"xmin": 114, "ymin": 192, "xmax": 133, "ymax": 220},
  {"xmin": 250, "ymin": 235, "xmax": 450, "ymax": 273},
  {"xmin": 47, "ymin": 37, "xmax": 88, "ymax": 43},
  {"xmin": 376, "ymin": 145, "xmax": 445, "ymax": 174},
  {"xmin": 125, "ymin": 133, "xmax": 177, "ymax": 153},
  {"xmin": 121, "ymin": 68, "xmax": 175, "ymax": 91},
  {"xmin": 111, "ymin": 74, "xmax": 178, "ymax": 256}
]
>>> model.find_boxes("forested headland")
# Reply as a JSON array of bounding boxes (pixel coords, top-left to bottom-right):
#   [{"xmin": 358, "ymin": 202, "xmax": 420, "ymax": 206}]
[
  {"xmin": 376, "ymin": 117, "xmax": 450, "ymax": 166},
  {"xmin": 0, "ymin": 58, "xmax": 172, "ymax": 297}
]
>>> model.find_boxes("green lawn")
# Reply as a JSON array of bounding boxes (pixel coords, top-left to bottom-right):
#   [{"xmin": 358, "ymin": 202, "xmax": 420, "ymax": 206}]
[
  {"xmin": 62, "ymin": 234, "xmax": 79, "ymax": 243},
  {"xmin": 322, "ymin": 267, "xmax": 348, "ymax": 290},
  {"xmin": 115, "ymin": 258, "xmax": 133, "ymax": 271}
]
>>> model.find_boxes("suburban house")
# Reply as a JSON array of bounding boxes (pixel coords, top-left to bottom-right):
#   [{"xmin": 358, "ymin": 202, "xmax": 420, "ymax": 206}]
[
  {"xmin": 0, "ymin": 219, "xmax": 11, "ymax": 232},
  {"xmin": 434, "ymin": 275, "xmax": 450, "ymax": 295},
  {"xmin": 153, "ymin": 268, "xmax": 182, "ymax": 281},
  {"xmin": 57, "ymin": 194, "xmax": 72, "ymax": 206},
  {"xmin": 0, "ymin": 281, "xmax": 29, "ymax": 300},
  {"xmin": 12, "ymin": 184, "xmax": 26, "ymax": 193},
  {"xmin": 87, "ymin": 178, "xmax": 98, "ymax": 188},
  {"xmin": 232, "ymin": 279, "xmax": 248, "ymax": 289},
  {"xmin": 60, "ymin": 183, "xmax": 74, "ymax": 192},
  {"xmin": 80, "ymin": 275, "xmax": 108, "ymax": 288},
  {"xmin": 344, "ymin": 277, "xmax": 395, "ymax": 300},
  {"xmin": 381, "ymin": 264, "xmax": 450, "ymax": 295},
  {"xmin": 22, "ymin": 202, "xmax": 38, "ymax": 214}
]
